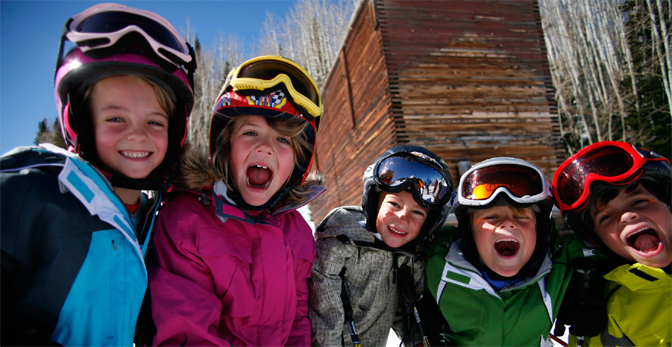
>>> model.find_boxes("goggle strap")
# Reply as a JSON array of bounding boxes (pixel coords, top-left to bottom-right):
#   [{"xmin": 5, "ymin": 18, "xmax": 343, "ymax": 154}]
[{"xmin": 55, "ymin": 18, "xmax": 74, "ymax": 79}]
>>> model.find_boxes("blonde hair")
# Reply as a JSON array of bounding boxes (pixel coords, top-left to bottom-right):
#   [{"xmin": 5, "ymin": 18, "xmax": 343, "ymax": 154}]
[
  {"xmin": 211, "ymin": 113, "xmax": 317, "ymax": 206},
  {"xmin": 470, "ymin": 205, "xmax": 537, "ymax": 227}
]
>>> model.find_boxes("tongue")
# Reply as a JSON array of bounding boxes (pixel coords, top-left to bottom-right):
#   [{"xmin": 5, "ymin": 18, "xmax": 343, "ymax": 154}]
[
  {"xmin": 248, "ymin": 167, "xmax": 271, "ymax": 187},
  {"xmin": 633, "ymin": 233, "xmax": 660, "ymax": 253}
]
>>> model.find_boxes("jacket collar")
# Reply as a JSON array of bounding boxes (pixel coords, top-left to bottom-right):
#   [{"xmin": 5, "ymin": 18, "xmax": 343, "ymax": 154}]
[
  {"xmin": 445, "ymin": 239, "xmax": 553, "ymax": 291},
  {"xmin": 211, "ymin": 180, "xmax": 325, "ymax": 224}
]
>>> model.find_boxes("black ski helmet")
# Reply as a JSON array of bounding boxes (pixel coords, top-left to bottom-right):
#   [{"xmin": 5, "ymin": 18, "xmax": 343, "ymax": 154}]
[{"xmin": 361, "ymin": 145, "xmax": 453, "ymax": 252}]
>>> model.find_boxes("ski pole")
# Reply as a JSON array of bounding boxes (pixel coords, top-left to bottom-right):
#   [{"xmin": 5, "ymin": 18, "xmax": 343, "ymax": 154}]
[{"xmin": 411, "ymin": 304, "xmax": 431, "ymax": 347}]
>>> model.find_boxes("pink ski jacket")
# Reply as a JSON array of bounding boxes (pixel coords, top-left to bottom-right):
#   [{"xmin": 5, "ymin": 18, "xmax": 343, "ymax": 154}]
[{"xmin": 149, "ymin": 181, "xmax": 323, "ymax": 346}]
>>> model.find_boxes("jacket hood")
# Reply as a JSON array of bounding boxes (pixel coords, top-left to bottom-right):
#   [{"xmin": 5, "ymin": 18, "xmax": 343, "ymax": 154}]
[{"xmin": 172, "ymin": 146, "xmax": 219, "ymax": 190}]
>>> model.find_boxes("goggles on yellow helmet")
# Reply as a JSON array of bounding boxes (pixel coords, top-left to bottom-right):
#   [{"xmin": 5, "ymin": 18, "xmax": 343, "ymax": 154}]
[{"xmin": 220, "ymin": 55, "xmax": 322, "ymax": 121}]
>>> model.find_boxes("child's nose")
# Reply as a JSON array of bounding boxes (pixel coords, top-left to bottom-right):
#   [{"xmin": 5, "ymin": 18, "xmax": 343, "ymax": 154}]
[
  {"xmin": 255, "ymin": 139, "xmax": 274, "ymax": 156},
  {"xmin": 126, "ymin": 125, "xmax": 147, "ymax": 141},
  {"xmin": 619, "ymin": 210, "xmax": 640, "ymax": 224},
  {"xmin": 498, "ymin": 218, "xmax": 517, "ymax": 229}
]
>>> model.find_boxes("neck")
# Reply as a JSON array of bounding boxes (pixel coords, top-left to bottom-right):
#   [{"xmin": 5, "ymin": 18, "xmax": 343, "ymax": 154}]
[{"xmin": 114, "ymin": 186, "xmax": 141, "ymax": 205}]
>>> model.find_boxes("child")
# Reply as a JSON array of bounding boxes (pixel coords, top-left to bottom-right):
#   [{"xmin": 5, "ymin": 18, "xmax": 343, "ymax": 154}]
[
  {"xmin": 552, "ymin": 141, "xmax": 671, "ymax": 346},
  {"xmin": 0, "ymin": 3, "xmax": 195, "ymax": 346},
  {"xmin": 148, "ymin": 55, "xmax": 324, "ymax": 347},
  {"xmin": 310, "ymin": 145, "xmax": 453, "ymax": 347},
  {"xmin": 425, "ymin": 157, "xmax": 597, "ymax": 346}
]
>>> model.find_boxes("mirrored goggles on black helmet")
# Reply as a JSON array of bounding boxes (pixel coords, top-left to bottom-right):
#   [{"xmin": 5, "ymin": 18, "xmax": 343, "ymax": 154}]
[
  {"xmin": 373, "ymin": 152, "xmax": 452, "ymax": 208},
  {"xmin": 458, "ymin": 158, "xmax": 551, "ymax": 207},
  {"xmin": 223, "ymin": 56, "xmax": 322, "ymax": 120},
  {"xmin": 59, "ymin": 3, "xmax": 194, "ymax": 69}
]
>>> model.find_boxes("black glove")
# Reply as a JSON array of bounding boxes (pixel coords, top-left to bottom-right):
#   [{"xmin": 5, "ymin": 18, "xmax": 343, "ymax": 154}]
[{"xmin": 554, "ymin": 259, "xmax": 607, "ymax": 338}]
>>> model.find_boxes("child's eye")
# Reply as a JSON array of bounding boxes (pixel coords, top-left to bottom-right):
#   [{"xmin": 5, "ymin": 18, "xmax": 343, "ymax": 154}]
[
  {"xmin": 388, "ymin": 201, "xmax": 401, "ymax": 208},
  {"xmin": 242, "ymin": 131, "xmax": 257, "ymax": 136},
  {"xmin": 148, "ymin": 120, "xmax": 166, "ymax": 127},
  {"xmin": 277, "ymin": 137, "xmax": 290, "ymax": 144},
  {"xmin": 631, "ymin": 198, "xmax": 649, "ymax": 206},
  {"xmin": 412, "ymin": 209, "xmax": 426, "ymax": 217},
  {"xmin": 106, "ymin": 117, "xmax": 124, "ymax": 122},
  {"xmin": 514, "ymin": 215, "xmax": 530, "ymax": 219},
  {"xmin": 597, "ymin": 213, "xmax": 611, "ymax": 224}
]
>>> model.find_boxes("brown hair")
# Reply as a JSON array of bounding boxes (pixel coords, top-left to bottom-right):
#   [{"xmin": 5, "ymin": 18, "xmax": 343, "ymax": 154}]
[
  {"xmin": 211, "ymin": 113, "xmax": 318, "ymax": 206},
  {"xmin": 84, "ymin": 75, "xmax": 175, "ymax": 118}
]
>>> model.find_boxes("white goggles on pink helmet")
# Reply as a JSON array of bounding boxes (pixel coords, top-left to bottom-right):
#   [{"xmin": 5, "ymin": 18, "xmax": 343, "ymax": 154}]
[{"xmin": 62, "ymin": 3, "xmax": 193, "ymax": 68}]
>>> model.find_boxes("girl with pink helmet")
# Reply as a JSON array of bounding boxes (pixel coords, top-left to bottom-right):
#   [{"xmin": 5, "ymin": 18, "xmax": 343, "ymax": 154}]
[{"xmin": 1, "ymin": 3, "xmax": 195, "ymax": 345}]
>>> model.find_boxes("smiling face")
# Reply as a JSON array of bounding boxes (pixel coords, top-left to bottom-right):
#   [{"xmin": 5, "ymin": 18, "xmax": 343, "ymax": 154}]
[
  {"xmin": 91, "ymin": 75, "xmax": 169, "ymax": 180},
  {"xmin": 590, "ymin": 184, "xmax": 672, "ymax": 268},
  {"xmin": 228, "ymin": 115, "xmax": 296, "ymax": 207},
  {"xmin": 471, "ymin": 206, "xmax": 537, "ymax": 277},
  {"xmin": 375, "ymin": 191, "xmax": 429, "ymax": 249}
]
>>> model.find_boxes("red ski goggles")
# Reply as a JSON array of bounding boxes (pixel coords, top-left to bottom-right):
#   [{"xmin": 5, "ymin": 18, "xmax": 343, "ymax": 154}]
[
  {"xmin": 458, "ymin": 158, "xmax": 551, "ymax": 207},
  {"xmin": 552, "ymin": 141, "xmax": 670, "ymax": 212},
  {"xmin": 223, "ymin": 56, "xmax": 322, "ymax": 120},
  {"xmin": 374, "ymin": 152, "xmax": 452, "ymax": 208}
]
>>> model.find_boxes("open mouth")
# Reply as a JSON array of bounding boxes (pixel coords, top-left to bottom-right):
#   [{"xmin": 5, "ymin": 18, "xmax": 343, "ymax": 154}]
[
  {"xmin": 495, "ymin": 239, "xmax": 520, "ymax": 257},
  {"xmin": 121, "ymin": 151, "xmax": 150, "ymax": 158},
  {"xmin": 626, "ymin": 228, "xmax": 661, "ymax": 253},
  {"xmin": 247, "ymin": 164, "xmax": 273, "ymax": 189}
]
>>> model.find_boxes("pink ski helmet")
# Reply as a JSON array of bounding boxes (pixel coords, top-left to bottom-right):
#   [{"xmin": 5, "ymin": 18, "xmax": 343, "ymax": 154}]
[{"xmin": 54, "ymin": 3, "xmax": 196, "ymax": 190}]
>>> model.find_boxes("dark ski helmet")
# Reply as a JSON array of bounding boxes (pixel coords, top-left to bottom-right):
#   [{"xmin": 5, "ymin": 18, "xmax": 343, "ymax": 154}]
[
  {"xmin": 452, "ymin": 157, "xmax": 555, "ymax": 276},
  {"xmin": 210, "ymin": 55, "xmax": 322, "ymax": 211},
  {"xmin": 361, "ymin": 145, "xmax": 453, "ymax": 252},
  {"xmin": 553, "ymin": 141, "xmax": 671, "ymax": 254},
  {"xmin": 54, "ymin": 3, "xmax": 196, "ymax": 191}
]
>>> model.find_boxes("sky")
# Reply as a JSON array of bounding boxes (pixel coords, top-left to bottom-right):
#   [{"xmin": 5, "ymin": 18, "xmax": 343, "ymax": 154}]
[{"xmin": 0, "ymin": 0, "xmax": 295, "ymax": 155}]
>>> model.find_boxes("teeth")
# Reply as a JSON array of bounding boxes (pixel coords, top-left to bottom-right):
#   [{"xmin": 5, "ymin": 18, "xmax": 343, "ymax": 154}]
[
  {"xmin": 496, "ymin": 238, "xmax": 519, "ymax": 244},
  {"xmin": 628, "ymin": 228, "xmax": 648, "ymax": 238},
  {"xmin": 251, "ymin": 164, "xmax": 268, "ymax": 169},
  {"xmin": 389, "ymin": 226, "xmax": 407, "ymax": 235},
  {"xmin": 121, "ymin": 151, "xmax": 150, "ymax": 158}
]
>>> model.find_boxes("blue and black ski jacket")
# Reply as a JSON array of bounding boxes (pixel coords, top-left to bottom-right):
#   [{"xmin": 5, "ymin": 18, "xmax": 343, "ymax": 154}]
[{"xmin": 1, "ymin": 144, "xmax": 159, "ymax": 346}]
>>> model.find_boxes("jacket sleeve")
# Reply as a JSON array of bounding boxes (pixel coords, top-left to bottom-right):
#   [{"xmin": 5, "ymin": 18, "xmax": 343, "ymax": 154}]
[
  {"xmin": 309, "ymin": 236, "xmax": 349, "ymax": 347},
  {"xmin": 149, "ymin": 198, "xmax": 229, "ymax": 347}
]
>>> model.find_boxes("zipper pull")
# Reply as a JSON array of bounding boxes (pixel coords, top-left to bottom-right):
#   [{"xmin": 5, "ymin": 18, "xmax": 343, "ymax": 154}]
[{"xmin": 112, "ymin": 240, "xmax": 117, "ymax": 250}]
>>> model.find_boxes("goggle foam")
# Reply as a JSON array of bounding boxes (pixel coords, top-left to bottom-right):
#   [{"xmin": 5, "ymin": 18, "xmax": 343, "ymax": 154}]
[
  {"xmin": 373, "ymin": 152, "xmax": 452, "ymax": 209},
  {"xmin": 552, "ymin": 141, "xmax": 669, "ymax": 212}
]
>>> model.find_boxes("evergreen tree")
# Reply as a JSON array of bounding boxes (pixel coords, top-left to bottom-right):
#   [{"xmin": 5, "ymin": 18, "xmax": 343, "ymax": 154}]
[
  {"xmin": 34, "ymin": 119, "xmax": 52, "ymax": 145},
  {"xmin": 34, "ymin": 118, "xmax": 67, "ymax": 149}
]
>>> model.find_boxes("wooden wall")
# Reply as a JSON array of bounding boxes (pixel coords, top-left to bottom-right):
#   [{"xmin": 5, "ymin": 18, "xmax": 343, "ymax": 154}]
[
  {"xmin": 311, "ymin": 0, "xmax": 563, "ymax": 224},
  {"xmin": 311, "ymin": 1, "xmax": 395, "ymax": 222}
]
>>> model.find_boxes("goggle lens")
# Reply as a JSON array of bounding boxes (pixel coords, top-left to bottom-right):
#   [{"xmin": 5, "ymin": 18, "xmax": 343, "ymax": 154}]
[
  {"xmin": 462, "ymin": 164, "xmax": 544, "ymax": 201},
  {"xmin": 74, "ymin": 11, "xmax": 183, "ymax": 52},
  {"xmin": 555, "ymin": 146, "xmax": 635, "ymax": 207},
  {"xmin": 376, "ymin": 155, "xmax": 449, "ymax": 205}
]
